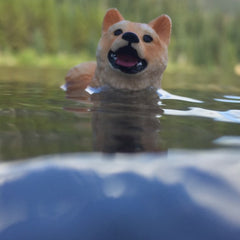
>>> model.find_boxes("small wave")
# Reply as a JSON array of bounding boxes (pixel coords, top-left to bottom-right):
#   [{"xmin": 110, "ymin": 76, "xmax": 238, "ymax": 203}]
[
  {"xmin": 158, "ymin": 89, "xmax": 203, "ymax": 103},
  {"xmin": 85, "ymin": 86, "xmax": 104, "ymax": 94},
  {"xmin": 60, "ymin": 84, "xmax": 67, "ymax": 91},
  {"xmin": 163, "ymin": 107, "xmax": 240, "ymax": 124},
  {"xmin": 224, "ymin": 95, "xmax": 240, "ymax": 100},
  {"xmin": 213, "ymin": 136, "xmax": 240, "ymax": 147},
  {"xmin": 215, "ymin": 95, "xmax": 240, "ymax": 103}
]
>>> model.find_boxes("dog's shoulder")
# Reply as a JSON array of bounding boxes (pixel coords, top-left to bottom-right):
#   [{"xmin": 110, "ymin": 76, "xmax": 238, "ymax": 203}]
[
  {"xmin": 65, "ymin": 61, "xmax": 96, "ymax": 91},
  {"xmin": 65, "ymin": 61, "xmax": 96, "ymax": 82}
]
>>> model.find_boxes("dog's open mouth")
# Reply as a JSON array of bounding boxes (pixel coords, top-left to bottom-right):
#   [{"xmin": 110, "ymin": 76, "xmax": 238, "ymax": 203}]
[{"xmin": 108, "ymin": 46, "xmax": 147, "ymax": 74}]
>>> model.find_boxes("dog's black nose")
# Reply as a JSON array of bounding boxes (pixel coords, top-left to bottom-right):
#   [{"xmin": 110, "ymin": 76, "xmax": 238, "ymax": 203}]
[{"xmin": 122, "ymin": 32, "xmax": 139, "ymax": 43}]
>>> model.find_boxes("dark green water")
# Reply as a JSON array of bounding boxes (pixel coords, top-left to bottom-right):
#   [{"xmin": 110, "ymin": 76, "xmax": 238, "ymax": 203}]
[
  {"xmin": 0, "ymin": 67, "xmax": 240, "ymax": 160},
  {"xmin": 1, "ymin": 67, "xmax": 240, "ymax": 240}
]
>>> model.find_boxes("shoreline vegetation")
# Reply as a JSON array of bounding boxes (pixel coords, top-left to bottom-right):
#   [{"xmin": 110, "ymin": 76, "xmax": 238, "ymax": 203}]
[
  {"xmin": 0, "ymin": 0, "xmax": 240, "ymax": 76},
  {"xmin": 0, "ymin": 49, "xmax": 239, "ymax": 76},
  {"xmin": 0, "ymin": 49, "xmax": 92, "ymax": 69}
]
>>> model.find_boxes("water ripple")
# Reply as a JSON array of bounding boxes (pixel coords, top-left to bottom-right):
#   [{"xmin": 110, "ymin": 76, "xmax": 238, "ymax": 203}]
[
  {"xmin": 158, "ymin": 89, "xmax": 203, "ymax": 103},
  {"xmin": 215, "ymin": 95, "xmax": 240, "ymax": 103},
  {"xmin": 224, "ymin": 95, "xmax": 240, "ymax": 100},
  {"xmin": 163, "ymin": 107, "xmax": 240, "ymax": 124},
  {"xmin": 213, "ymin": 136, "xmax": 240, "ymax": 147}
]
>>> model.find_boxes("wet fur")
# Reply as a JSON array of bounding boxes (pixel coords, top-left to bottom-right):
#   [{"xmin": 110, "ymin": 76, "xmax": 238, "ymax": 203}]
[{"xmin": 65, "ymin": 9, "xmax": 171, "ymax": 92}]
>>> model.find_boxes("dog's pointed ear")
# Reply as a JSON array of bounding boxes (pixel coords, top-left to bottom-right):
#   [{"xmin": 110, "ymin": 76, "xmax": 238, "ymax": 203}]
[
  {"xmin": 149, "ymin": 15, "xmax": 172, "ymax": 46},
  {"xmin": 102, "ymin": 8, "xmax": 124, "ymax": 33}
]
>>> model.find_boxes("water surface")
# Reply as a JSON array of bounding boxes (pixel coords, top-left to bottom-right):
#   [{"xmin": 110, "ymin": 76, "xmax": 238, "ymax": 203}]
[
  {"xmin": 0, "ymin": 68, "xmax": 240, "ymax": 158},
  {"xmin": 0, "ymin": 67, "xmax": 240, "ymax": 239}
]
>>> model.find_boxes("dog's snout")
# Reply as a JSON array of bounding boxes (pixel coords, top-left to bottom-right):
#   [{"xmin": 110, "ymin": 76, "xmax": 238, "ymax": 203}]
[{"xmin": 122, "ymin": 32, "xmax": 139, "ymax": 43}]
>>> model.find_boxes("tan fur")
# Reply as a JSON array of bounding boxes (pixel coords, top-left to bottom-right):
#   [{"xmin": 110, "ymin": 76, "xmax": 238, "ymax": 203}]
[{"xmin": 65, "ymin": 8, "xmax": 172, "ymax": 92}]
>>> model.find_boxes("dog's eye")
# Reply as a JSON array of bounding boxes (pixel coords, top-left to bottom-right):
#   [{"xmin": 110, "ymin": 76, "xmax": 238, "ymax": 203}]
[
  {"xmin": 143, "ymin": 35, "xmax": 153, "ymax": 43},
  {"xmin": 114, "ymin": 29, "xmax": 123, "ymax": 36}
]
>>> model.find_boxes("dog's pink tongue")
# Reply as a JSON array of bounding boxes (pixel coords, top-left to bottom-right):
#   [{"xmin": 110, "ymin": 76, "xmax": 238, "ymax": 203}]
[{"xmin": 116, "ymin": 54, "xmax": 138, "ymax": 67}]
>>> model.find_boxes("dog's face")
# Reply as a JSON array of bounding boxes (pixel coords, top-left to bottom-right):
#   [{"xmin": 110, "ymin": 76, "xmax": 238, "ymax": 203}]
[{"xmin": 95, "ymin": 9, "xmax": 172, "ymax": 90}]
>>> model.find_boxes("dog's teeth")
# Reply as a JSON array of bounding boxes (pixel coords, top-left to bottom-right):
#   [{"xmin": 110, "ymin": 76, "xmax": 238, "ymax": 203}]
[
  {"xmin": 111, "ymin": 53, "xmax": 117, "ymax": 60},
  {"xmin": 137, "ymin": 62, "xmax": 143, "ymax": 67}
]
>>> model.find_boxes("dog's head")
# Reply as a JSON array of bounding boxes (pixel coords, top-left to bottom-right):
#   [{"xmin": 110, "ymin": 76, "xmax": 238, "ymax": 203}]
[{"xmin": 95, "ymin": 9, "xmax": 172, "ymax": 90}]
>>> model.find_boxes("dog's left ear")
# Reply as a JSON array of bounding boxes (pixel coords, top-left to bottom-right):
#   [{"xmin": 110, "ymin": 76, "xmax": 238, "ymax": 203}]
[
  {"xmin": 149, "ymin": 15, "xmax": 172, "ymax": 46},
  {"xmin": 102, "ymin": 8, "xmax": 124, "ymax": 33}
]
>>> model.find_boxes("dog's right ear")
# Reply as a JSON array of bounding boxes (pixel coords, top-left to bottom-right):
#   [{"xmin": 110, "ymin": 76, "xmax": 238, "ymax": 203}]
[
  {"xmin": 102, "ymin": 8, "xmax": 124, "ymax": 33},
  {"xmin": 149, "ymin": 15, "xmax": 172, "ymax": 46}
]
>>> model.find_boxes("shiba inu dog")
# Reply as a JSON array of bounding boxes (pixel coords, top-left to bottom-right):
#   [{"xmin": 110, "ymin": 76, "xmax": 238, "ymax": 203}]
[{"xmin": 65, "ymin": 8, "xmax": 172, "ymax": 92}]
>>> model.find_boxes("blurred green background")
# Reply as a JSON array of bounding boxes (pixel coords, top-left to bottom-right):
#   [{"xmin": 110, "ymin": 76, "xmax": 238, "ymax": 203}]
[{"xmin": 0, "ymin": 0, "xmax": 240, "ymax": 72}]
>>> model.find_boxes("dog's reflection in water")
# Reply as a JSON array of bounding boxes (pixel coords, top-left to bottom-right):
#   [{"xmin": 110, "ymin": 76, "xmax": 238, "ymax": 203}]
[{"xmin": 66, "ymin": 86, "xmax": 165, "ymax": 153}]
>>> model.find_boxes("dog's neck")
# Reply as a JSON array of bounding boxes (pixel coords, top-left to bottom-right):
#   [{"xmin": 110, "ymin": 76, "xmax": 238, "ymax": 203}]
[{"xmin": 93, "ymin": 56, "xmax": 167, "ymax": 91}]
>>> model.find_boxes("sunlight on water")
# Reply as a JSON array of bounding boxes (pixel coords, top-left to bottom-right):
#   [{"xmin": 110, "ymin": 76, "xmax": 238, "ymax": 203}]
[
  {"xmin": 163, "ymin": 107, "xmax": 240, "ymax": 124},
  {"xmin": 215, "ymin": 95, "xmax": 240, "ymax": 103},
  {"xmin": 224, "ymin": 95, "xmax": 240, "ymax": 100},
  {"xmin": 85, "ymin": 86, "xmax": 104, "ymax": 94},
  {"xmin": 157, "ymin": 89, "xmax": 240, "ymax": 124},
  {"xmin": 213, "ymin": 136, "xmax": 240, "ymax": 147},
  {"xmin": 157, "ymin": 89, "xmax": 204, "ymax": 103},
  {"xmin": 76, "ymin": 86, "xmax": 240, "ymax": 125},
  {"xmin": 60, "ymin": 83, "xmax": 67, "ymax": 91}
]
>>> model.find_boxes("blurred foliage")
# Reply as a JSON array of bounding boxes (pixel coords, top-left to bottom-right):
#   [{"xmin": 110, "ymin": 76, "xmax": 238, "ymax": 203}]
[{"xmin": 0, "ymin": 0, "xmax": 240, "ymax": 68}]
